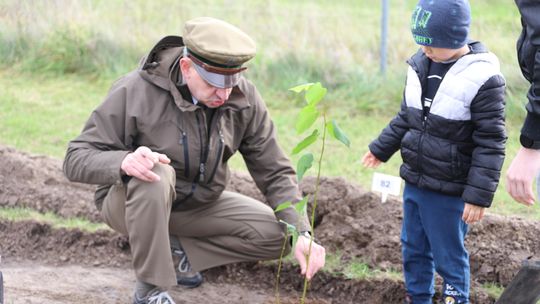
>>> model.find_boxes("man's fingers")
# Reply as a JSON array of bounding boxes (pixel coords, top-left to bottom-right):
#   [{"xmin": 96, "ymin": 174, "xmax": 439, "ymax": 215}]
[
  {"xmin": 157, "ymin": 153, "xmax": 171, "ymax": 164},
  {"xmin": 295, "ymin": 249, "xmax": 307, "ymax": 275},
  {"xmin": 135, "ymin": 146, "xmax": 159, "ymax": 165},
  {"xmin": 123, "ymin": 161, "xmax": 161, "ymax": 182},
  {"xmin": 513, "ymin": 179, "xmax": 534, "ymax": 205},
  {"xmin": 135, "ymin": 151, "xmax": 157, "ymax": 167},
  {"xmin": 305, "ymin": 247, "xmax": 325, "ymax": 280},
  {"xmin": 522, "ymin": 181, "xmax": 535, "ymax": 205},
  {"xmin": 121, "ymin": 147, "xmax": 167, "ymax": 182},
  {"xmin": 506, "ymin": 149, "xmax": 540, "ymax": 205}
]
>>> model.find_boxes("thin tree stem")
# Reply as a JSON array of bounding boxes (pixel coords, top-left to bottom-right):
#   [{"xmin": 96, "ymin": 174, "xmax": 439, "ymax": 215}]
[
  {"xmin": 275, "ymin": 231, "xmax": 290, "ymax": 304},
  {"xmin": 300, "ymin": 114, "xmax": 327, "ymax": 304}
]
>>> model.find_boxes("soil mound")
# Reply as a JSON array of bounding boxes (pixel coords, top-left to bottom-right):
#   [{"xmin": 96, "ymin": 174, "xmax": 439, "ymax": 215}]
[{"xmin": 2, "ymin": 144, "xmax": 540, "ymax": 303}]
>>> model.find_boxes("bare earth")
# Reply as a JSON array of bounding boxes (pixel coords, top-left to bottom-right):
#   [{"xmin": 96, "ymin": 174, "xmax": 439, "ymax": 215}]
[{"xmin": 2, "ymin": 145, "xmax": 540, "ymax": 303}]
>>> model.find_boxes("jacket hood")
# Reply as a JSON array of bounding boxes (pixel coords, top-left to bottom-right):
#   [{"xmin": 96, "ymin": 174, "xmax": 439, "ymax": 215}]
[
  {"xmin": 137, "ymin": 36, "xmax": 184, "ymax": 91},
  {"xmin": 406, "ymin": 40, "xmax": 495, "ymax": 83}
]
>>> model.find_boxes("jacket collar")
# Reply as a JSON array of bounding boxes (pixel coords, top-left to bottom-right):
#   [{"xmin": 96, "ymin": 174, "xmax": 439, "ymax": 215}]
[{"xmin": 407, "ymin": 40, "xmax": 489, "ymax": 79}]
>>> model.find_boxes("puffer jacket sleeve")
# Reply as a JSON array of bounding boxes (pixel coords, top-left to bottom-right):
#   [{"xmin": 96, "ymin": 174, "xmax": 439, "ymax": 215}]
[
  {"xmin": 368, "ymin": 93, "xmax": 410, "ymax": 162},
  {"xmin": 63, "ymin": 78, "xmax": 135, "ymax": 185},
  {"xmin": 239, "ymin": 85, "xmax": 310, "ymax": 232},
  {"xmin": 462, "ymin": 75, "xmax": 507, "ymax": 207},
  {"xmin": 516, "ymin": 0, "xmax": 540, "ymax": 141}
]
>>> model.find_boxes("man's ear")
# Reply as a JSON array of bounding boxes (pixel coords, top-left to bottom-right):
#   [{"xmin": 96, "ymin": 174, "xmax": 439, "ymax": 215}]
[{"xmin": 179, "ymin": 58, "xmax": 192, "ymax": 76}]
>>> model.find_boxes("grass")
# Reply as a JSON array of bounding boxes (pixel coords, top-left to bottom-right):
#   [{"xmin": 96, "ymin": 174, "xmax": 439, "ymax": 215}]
[
  {"xmin": 482, "ymin": 283, "xmax": 504, "ymax": 300},
  {"xmin": 325, "ymin": 252, "xmax": 404, "ymax": 281},
  {"xmin": 0, "ymin": 1, "xmax": 538, "ymax": 221},
  {"xmin": 0, "ymin": 207, "xmax": 109, "ymax": 233},
  {"xmin": 268, "ymin": 250, "xmax": 402, "ymax": 281}
]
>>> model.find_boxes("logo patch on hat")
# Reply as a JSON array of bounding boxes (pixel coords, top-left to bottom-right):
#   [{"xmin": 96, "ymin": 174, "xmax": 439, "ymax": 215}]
[
  {"xmin": 411, "ymin": 6, "xmax": 433, "ymax": 45},
  {"xmin": 410, "ymin": 0, "xmax": 471, "ymax": 49}
]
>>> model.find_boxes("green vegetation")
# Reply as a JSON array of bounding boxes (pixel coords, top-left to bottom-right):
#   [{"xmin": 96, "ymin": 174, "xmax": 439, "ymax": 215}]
[
  {"xmin": 326, "ymin": 255, "xmax": 402, "ymax": 281},
  {"xmin": 273, "ymin": 82, "xmax": 350, "ymax": 303},
  {"xmin": 268, "ymin": 252, "xmax": 402, "ymax": 281},
  {"xmin": 0, "ymin": 207, "xmax": 109, "ymax": 232},
  {"xmin": 481, "ymin": 283, "xmax": 504, "ymax": 300},
  {"xmin": 0, "ymin": 0, "xmax": 538, "ymax": 222}
]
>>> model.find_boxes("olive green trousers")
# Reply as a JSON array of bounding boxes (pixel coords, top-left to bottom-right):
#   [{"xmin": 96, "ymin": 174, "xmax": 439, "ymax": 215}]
[{"xmin": 101, "ymin": 163, "xmax": 288, "ymax": 288}]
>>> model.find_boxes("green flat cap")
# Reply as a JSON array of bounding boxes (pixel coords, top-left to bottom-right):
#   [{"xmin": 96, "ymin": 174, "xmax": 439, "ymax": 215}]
[
  {"xmin": 184, "ymin": 17, "xmax": 256, "ymax": 67},
  {"xmin": 183, "ymin": 17, "xmax": 256, "ymax": 88}
]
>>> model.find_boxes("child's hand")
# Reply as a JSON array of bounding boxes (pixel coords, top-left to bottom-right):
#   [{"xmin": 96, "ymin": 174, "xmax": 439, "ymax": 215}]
[
  {"xmin": 362, "ymin": 151, "xmax": 382, "ymax": 168},
  {"xmin": 462, "ymin": 203, "xmax": 485, "ymax": 224}
]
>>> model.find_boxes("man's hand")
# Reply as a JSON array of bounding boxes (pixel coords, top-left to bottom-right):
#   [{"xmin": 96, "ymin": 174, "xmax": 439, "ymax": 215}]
[
  {"xmin": 294, "ymin": 235, "xmax": 325, "ymax": 280},
  {"xmin": 506, "ymin": 147, "xmax": 540, "ymax": 206},
  {"xmin": 462, "ymin": 203, "xmax": 485, "ymax": 224},
  {"xmin": 121, "ymin": 146, "xmax": 171, "ymax": 182},
  {"xmin": 362, "ymin": 151, "xmax": 382, "ymax": 168}
]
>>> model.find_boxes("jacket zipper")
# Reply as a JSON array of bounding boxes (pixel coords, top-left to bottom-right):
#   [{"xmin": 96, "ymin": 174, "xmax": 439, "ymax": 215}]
[
  {"xmin": 414, "ymin": 60, "xmax": 426, "ymax": 176},
  {"xmin": 181, "ymin": 131, "xmax": 189, "ymax": 178},
  {"xmin": 176, "ymin": 110, "xmax": 204, "ymax": 206},
  {"xmin": 207, "ymin": 129, "xmax": 225, "ymax": 184},
  {"xmin": 195, "ymin": 112, "xmax": 206, "ymax": 183},
  {"xmin": 198, "ymin": 109, "xmax": 223, "ymax": 184},
  {"xmin": 417, "ymin": 121, "xmax": 426, "ymax": 175},
  {"xmin": 172, "ymin": 108, "xmax": 221, "ymax": 211},
  {"xmin": 172, "ymin": 129, "xmax": 197, "ymax": 210}
]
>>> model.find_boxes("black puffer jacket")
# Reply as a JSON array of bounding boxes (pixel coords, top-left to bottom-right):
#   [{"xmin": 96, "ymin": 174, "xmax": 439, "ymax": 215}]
[
  {"xmin": 369, "ymin": 42, "xmax": 506, "ymax": 207},
  {"xmin": 515, "ymin": 0, "xmax": 540, "ymax": 141}
]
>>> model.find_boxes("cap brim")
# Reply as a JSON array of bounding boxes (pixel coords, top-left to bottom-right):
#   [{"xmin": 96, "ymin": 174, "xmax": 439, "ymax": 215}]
[{"xmin": 192, "ymin": 63, "xmax": 241, "ymax": 89}]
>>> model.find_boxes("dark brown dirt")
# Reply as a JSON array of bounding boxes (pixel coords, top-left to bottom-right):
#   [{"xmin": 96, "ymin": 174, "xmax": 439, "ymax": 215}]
[{"xmin": 2, "ymin": 144, "xmax": 540, "ymax": 303}]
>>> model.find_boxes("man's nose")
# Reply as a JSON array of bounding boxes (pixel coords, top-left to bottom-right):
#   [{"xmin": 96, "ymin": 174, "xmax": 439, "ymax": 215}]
[{"xmin": 216, "ymin": 88, "xmax": 232, "ymax": 100}]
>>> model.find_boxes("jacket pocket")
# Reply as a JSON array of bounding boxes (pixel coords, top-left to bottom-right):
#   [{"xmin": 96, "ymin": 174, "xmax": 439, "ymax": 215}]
[
  {"xmin": 451, "ymin": 145, "xmax": 459, "ymax": 177},
  {"xmin": 451, "ymin": 145, "xmax": 471, "ymax": 178},
  {"xmin": 207, "ymin": 129, "xmax": 225, "ymax": 184}
]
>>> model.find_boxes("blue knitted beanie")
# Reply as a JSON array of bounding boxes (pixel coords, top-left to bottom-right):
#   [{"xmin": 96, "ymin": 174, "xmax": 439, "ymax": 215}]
[{"xmin": 411, "ymin": 0, "xmax": 471, "ymax": 49}]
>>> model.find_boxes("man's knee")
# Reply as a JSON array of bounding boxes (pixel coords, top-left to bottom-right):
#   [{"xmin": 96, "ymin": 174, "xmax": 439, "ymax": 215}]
[
  {"xmin": 127, "ymin": 163, "xmax": 176, "ymax": 202},
  {"xmin": 253, "ymin": 225, "xmax": 292, "ymax": 260}
]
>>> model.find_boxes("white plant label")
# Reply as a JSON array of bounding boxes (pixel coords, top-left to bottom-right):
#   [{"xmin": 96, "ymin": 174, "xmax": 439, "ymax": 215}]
[{"xmin": 372, "ymin": 172, "xmax": 402, "ymax": 203}]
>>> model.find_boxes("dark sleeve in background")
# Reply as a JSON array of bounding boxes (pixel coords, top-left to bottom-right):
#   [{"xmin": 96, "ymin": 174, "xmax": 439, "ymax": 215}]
[{"xmin": 515, "ymin": 0, "xmax": 540, "ymax": 141}]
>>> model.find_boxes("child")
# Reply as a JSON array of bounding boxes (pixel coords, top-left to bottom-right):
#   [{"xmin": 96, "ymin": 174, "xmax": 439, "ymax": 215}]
[{"xmin": 362, "ymin": 0, "xmax": 506, "ymax": 303}]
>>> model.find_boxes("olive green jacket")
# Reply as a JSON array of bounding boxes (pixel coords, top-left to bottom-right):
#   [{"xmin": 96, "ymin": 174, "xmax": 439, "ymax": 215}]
[{"xmin": 63, "ymin": 36, "xmax": 310, "ymax": 231}]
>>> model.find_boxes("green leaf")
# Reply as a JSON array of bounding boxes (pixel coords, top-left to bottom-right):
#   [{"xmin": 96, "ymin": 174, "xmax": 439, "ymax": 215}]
[
  {"xmin": 327, "ymin": 119, "xmax": 351, "ymax": 147},
  {"xmin": 279, "ymin": 220, "xmax": 297, "ymax": 234},
  {"xmin": 292, "ymin": 129, "xmax": 319, "ymax": 155},
  {"xmin": 297, "ymin": 153, "xmax": 314, "ymax": 182},
  {"xmin": 296, "ymin": 105, "xmax": 319, "ymax": 134},
  {"xmin": 305, "ymin": 82, "xmax": 327, "ymax": 106},
  {"xmin": 278, "ymin": 220, "xmax": 299, "ymax": 248},
  {"xmin": 294, "ymin": 196, "xmax": 309, "ymax": 215},
  {"xmin": 274, "ymin": 201, "xmax": 292, "ymax": 213},
  {"xmin": 291, "ymin": 230, "xmax": 299, "ymax": 248},
  {"xmin": 289, "ymin": 83, "xmax": 314, "ymax": 93}
]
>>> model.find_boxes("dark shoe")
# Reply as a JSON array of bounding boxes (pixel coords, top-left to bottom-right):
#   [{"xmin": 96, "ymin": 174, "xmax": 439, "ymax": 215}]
[
  {"xmin": 172, "ymin": 247, "xmax": 203, "ymax": 288},
  {"xmin": 133, "ymin": 289, "xmax": 175, "ymax": 304}
]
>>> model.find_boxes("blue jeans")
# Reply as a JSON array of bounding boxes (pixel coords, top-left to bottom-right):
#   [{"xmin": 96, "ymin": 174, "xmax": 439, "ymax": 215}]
[{"xmin": 402, "ymin": 183, "xmax": 470, "ymax": 304}]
